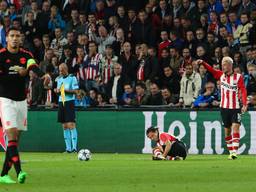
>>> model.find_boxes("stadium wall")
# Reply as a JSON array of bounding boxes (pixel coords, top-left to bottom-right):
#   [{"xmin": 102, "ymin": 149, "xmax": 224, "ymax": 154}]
[{"xmin": 3, "ymin": 109, "xmax": 256, "ymax": 154}]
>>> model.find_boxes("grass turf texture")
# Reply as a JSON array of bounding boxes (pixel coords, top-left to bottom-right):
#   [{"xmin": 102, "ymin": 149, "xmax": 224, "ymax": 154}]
[{"xmin": 0, "ymin": 153, "xmax": 256, "ymax": 192}]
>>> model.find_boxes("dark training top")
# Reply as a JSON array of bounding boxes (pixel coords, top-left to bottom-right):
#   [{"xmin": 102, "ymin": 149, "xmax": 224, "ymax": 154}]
[{"xmin": 0, "ymin": 48, "xmax": 37, "ymax": 101}]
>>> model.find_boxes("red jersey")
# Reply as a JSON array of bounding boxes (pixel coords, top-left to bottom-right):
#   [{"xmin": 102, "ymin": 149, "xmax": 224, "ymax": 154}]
[
  {"xmin": 202, "ymin": 62, "xmax": 247, "ymax": 109},
  {"xmin": 157, "ymin": 132, "xmax": 177, "ymax": 146}
]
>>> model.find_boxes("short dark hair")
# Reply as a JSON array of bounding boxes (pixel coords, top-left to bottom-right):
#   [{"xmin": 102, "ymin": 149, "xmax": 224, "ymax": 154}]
[
  {"xmin": 146, "ymin": 126, "xmax": 158, "ymax": 135},
  {"xmin": 7, "ymin": 27, "xmax": 21, "ymax": 35},
  {"xmin": 136, "ymin": 82, "xmax": 146, "ymax": 90}
]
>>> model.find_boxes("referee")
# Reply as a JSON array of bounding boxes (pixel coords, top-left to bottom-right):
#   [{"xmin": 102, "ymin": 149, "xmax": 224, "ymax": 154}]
[
  {"xmin": 0, "ymin": 28, "xmax": 39, "ymax": 184},
  {"xmin": 55, "ymin": 63, "xmax": 79, "ymax": 153}
]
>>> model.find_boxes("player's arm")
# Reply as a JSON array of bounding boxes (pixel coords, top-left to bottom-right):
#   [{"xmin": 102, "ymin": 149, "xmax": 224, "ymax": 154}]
[
  {"xmin": 238, "ymin": 75, "xmax": 248, "ymax": 113},
  {"xmin": 196, "ymin": 60, "xmax": 223, "ymax": 80},
  {"xmin": 65, "ymin": 76, "xmax": 79, "ymax": 94},
  {"xmin": 162, "ymin": 140, "xmax": 172, "ymax": 158}
]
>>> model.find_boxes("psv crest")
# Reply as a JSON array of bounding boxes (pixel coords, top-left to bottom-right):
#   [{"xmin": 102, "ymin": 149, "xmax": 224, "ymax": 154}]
[{"xmin": 20, "ymin": 57, "xmax": 27, "ymax": 65}]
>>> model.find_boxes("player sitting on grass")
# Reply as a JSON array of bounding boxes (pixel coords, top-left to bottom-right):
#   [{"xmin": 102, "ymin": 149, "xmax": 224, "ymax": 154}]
[{"xmin": 146, "ymin": 126, "xmax": 187, "ymax": 160}]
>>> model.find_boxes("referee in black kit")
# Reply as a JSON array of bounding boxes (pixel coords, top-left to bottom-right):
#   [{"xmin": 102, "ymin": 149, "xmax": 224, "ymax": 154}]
[{"xmin": 0, "ymin": 27, "xmax": 39, "ymax": 184}]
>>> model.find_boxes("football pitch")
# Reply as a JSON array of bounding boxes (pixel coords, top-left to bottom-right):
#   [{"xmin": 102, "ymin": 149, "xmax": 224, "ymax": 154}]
[{"xmin": 0, "ymin": 153, "xmax": 256, "ymax": 192}]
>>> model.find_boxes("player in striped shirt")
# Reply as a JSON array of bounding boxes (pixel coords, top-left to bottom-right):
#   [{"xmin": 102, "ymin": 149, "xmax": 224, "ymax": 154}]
[
  {"xmin": 196, "ymin": 57, "xmax": 247, "ymax": 160},
  {"xmin": 146, "ymin": 127, "xmax": 187, "ymax": 160}
]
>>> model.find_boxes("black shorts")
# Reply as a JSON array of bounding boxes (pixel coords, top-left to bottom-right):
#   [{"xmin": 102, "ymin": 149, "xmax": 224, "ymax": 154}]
[
  {"xmin": 162, "ymin": 140, "xmax": 187, "ymax": 160},
  {"xmin": 58, "ymin": 100, "xmax": 76, "ymax": 123},
  {"xmin": 220, "ymin": 108, "xmax": 241, "ymax": 128}
]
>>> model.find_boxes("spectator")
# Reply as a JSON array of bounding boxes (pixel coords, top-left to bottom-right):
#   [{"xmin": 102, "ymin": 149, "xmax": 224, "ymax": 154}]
[
  {"xmin": 66, "ymin": 31, "xmax": 77, "ymax": 56},
  {"xmin": 161, "ymin": 87, "xmax": 178, "ymax": 106},
  {"xmin": 97, "ymin": 93, "xmax": 107, "ymax": 106},
  {"xmin": 60, "ymin": 45, "xmax": 73, "ymax": 72},
  {"xmin": 66, "ymin": 9, "xmax": 80, "ymax": 34},
  {"xmin": 0, "ymin": 19, "xmax": 6, "ymax": 48},
  {"xmin": 50, "ymin": 27, "xmax": 68, "ymax": 59},
  {"xmin": 158, "ymin": 30, "xmax": 172, "ymax": 58},
  {"xmin": 112, "ymin": 28, "xmax": 126, "ymax": 56},
  {"xmin": 121, "ymin": 83, "xmax": 136, "ymax": 105},
  {"xmin": 180, "ymin": 48, "xmax": 193, "ymax": 76},
  {"xmin": 76, "ymin": 11, "xmax": 88, "ymax": 35},
  {"xmin": 234, "ymin": 13, "xmax": 253, "ymax": 51},
  {"xmin": 48, "ymin": 5, "xmax": 65, "ymax": 32},
  {"xmin": 99, "ymin": 44, "xmax": 118, "ymax": 85},
  {"xmin": 198, "ymin": 64, "xmax": 214, "ymax": 91},
  {"xmin": 75, "ymin": 89, "xmax": 88, "ymax": 107},
  {"xmin": 118, "ymin": 41, "xmax": 138, "ymax": 84},
  {"xmin": 161, "ymin": 65, "xmax": 180, "ymax": 98},
  {"xmin": 155, "ymin": 0, "xmax": 171, "ymax": 19},
  {"xmin": 228, "ymin": 11, "xmax": 241, "ymax": 34},
  {"xmin": 178, "ymin": 0, "xmax": 197, "ymax": 21},
  {"xmin": 238, "ymin": 0, "xmax": 256, "ymax": 17},
  {"xmin": 72, "ymin": 46, "xmax": 87, "ymax": 89},
  {"xmin": 195, "ymin": 0, "xmax": 208, "ymax": 25},
  {"xmin": 37, "ymin": 0, "xmax": 50, "ymax": 36},
  {"xmin": 147, "ymin": 82, "xmax": 164, "ymax": 105},
  {"xmin": 27, "ymin": 70, "xmax": 44, "ymax": 107},
  {"xmin": 208, "ymin": 0, "xmax": 224, "ymax": 15},
  {"xmin": 23, "ymin": 11, "xmax": 37, "ymax": 44},
  {"xmin": 184, "ymin": 30, "xmax": 197, "ymax": 56},
  {"xmin": 208, "ymin": 11, "xmax": 219, "ymax": 36},
  {"xmin": 107, "ymin": 63, "xmax": 128, "ymax": 104},
  {"xmin": 42, "ymin": 64, "xmax": 55, "ymax": 106},
  {"xmin": 87, "ymin": 88, "xmax": 98, "ymax": 107},
  {"xmin": 62, "ymin": 0, "xmax": 78, "ymax": 21},
  {"xmin": 206, "ymin": 32, "xmax": 218, "ymax": 58},
  {"xmin": 42, "ymin": 34, "xmax": 51, "ymax": 51},
  {"xmin": 108, "ymin": 16, "xmax": 120, "ymax": 37},
  {"xmin": 136, "ymin": 43, "xmax": 159, "ymax": 85},
  {"xmin": 32, "ymin": 36, "xmax": 44, "ymax": 62},
  {"xmin": 83, "ymin": 41, "xmax": 102, "ymax": 91},
  {"xmin": 170, "ymin": 0, "xmax": 181, "ymax": 18},
  {"xmin": 193, "ymin": 81, "xmax": 219, "ymax": 108},
  {"xmin": 169, "ymin": 30, "xmax": 184, "ymax": 52},
  {"xmin": 179, "ymin": 63, "xmax": 202, "ymax": 107},
  {"xmin": 132, "ymin": 10, "xmax": 154, "ymax": 46},
  {"xmin": 247, "ymin": 64, "xmax": 256, "ymax": 95},
  {"xmin": 39, "ymin": 48, "xmax": 55, "ymax": 74},
  {"xmin": 91, "ymin": 25, "xmax": 116, "ymax": 54},
  {"xmin": 131, "ymin": 82, "xmax": 149, "ymax": 106},
  {"xmin": 169, "ymin": 47, "xmax": 183, "ymax": 73}
]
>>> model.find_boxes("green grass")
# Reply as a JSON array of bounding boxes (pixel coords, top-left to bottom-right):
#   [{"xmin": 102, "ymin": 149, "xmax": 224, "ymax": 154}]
[{"xmin": 0, "ymin": 153, "xmax": 256, "ymax": 192}]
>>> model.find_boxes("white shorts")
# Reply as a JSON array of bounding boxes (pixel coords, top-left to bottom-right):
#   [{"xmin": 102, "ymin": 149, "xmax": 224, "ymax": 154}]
[{"xmin": 0, "ymin": 97, "xmax": 27, "ymax": 131}]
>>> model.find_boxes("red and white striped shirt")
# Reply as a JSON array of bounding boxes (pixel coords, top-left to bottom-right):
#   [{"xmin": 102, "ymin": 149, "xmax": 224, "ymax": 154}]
[
  {"xmin": 99, "ymin": 56, "xmax": 118, "ymax": 84},
  {"xmin": 72, "ymin": 57, "xmax": 87, "ymax": 81},
  {"xmin": 84, "ymin": 53, "xmax": 101, "ymax": 80},
  {"xmin": 157, "ymin": 132, "xmax": 177, "ymax": 146},
  {"xmin": 202, "ymin": 62, "xmax": 247, "ymax": 109}
]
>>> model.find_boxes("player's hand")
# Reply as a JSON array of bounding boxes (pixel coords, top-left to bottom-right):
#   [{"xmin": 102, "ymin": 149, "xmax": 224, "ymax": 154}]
[
  {"xmin": 241, "ymin": 105, "xmax": 248, "ymax": 114},
  {"xmin": 18, "ymin": 67, "xmax": 28, "ymax": 77}
]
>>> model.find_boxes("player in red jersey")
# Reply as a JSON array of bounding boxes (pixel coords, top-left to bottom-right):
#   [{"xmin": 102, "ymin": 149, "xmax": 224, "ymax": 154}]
[
  {"xmin": 146, "ymin": 127, "xmax": 187, "ymax": 160},
  {"xmin": 0, "ymin": 28, "xmax": 39, "ymax": 184},
  {"xmin": 196, "ymin": 57, "xmax": 247, "ymax": 160}
]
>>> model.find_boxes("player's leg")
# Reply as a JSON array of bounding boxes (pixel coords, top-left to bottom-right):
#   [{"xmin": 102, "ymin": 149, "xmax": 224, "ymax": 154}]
[
  {"xmin": 0, "ymin": 98, "xmax": 17, "ymax": 183},
  {"xmin": 15, "ymin": 100, "xmax": 28, "ymax": 183},
  {"xmin": 231, "ymin": 123, "xmax": 241, "ymax": 156},
  {"xmin": 224, "ymin": 127, "xmax": 234, "ymax": 155},
  {"xmin": 69, "ymin": 122, "xmax": 78, "ymax": 153},
  {"xmin": 221, "ymin": 109, "xmax": 234, "ymax": 158},
  {"xmin": 63, "ymin": 123, "xmax": 72, "ymax": 153},
  {"xmin": 66, "ymin": 101, "xmax": 77, "ymax": 153}
]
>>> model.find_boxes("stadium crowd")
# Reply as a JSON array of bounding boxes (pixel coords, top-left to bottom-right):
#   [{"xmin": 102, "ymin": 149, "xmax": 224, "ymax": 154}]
[{"xmin": 1, "ymin": 0, "xmax": 256, "ymax": 108}]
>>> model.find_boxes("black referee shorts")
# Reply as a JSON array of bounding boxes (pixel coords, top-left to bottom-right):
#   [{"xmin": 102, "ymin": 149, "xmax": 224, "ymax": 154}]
[
  {"xmin": 220, "ymin": 108, "xmax": 241, "ymax": 128},
  {"xmin": 162, "ymin": 140, "xmax": 187, "ymax": 160},
  {"xmin": 58, "ymin": 100, "xmax": 76, "ymax": 123}
]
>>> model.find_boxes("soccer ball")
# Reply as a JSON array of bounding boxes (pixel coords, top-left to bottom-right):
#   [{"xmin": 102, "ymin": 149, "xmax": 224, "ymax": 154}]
[{"xmin": 78, "ymin": 149, "xmax": 92, "ymax": 161}]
